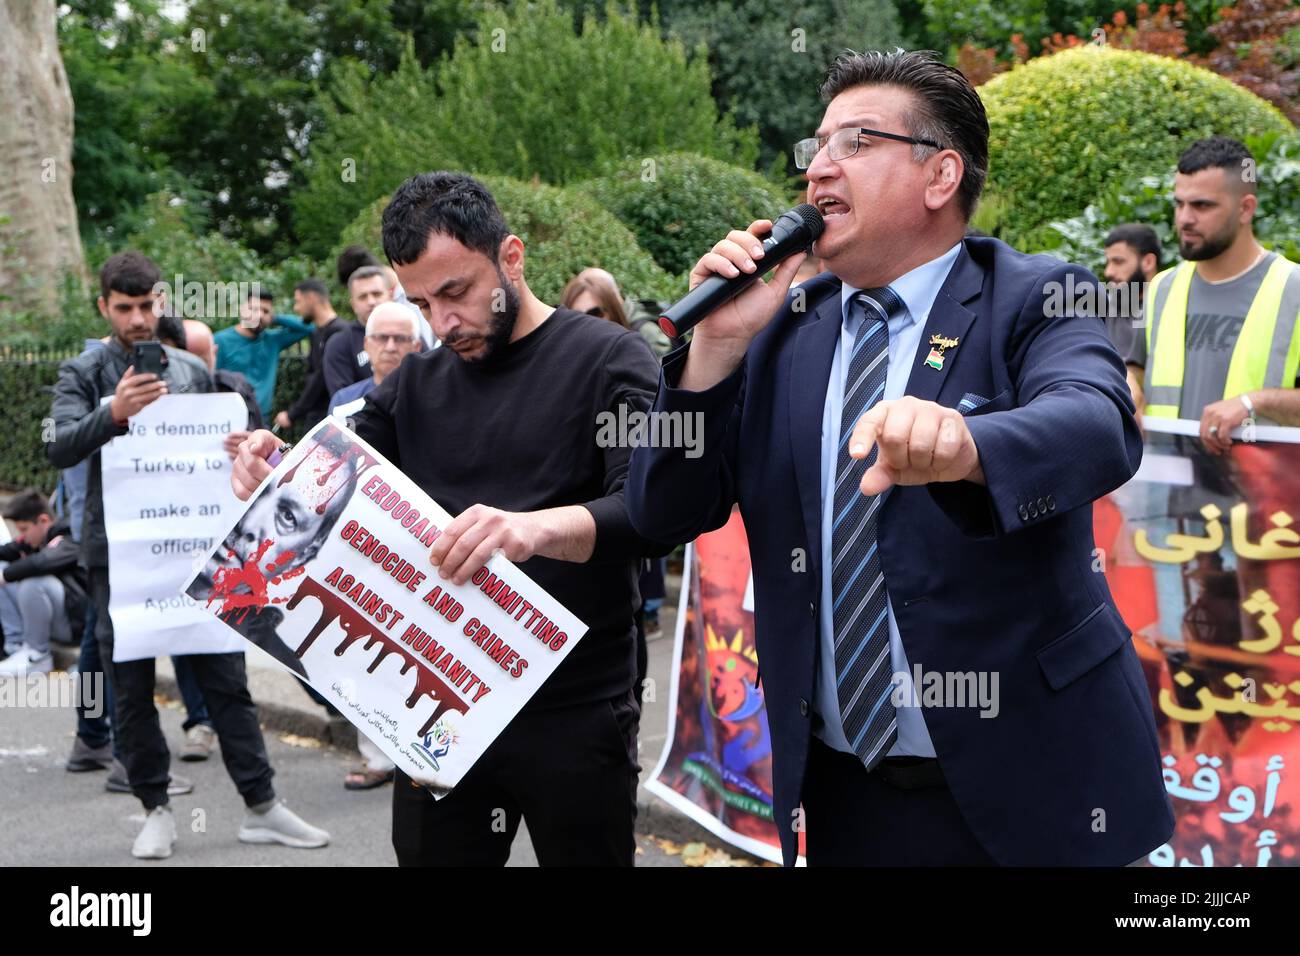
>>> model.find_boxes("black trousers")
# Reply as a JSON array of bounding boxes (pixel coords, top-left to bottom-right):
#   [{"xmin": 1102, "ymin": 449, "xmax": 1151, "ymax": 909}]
[
  {"xmin": 803, "ymin": 736, "xmax": 996, "ymax": 866},
  {"xmin": 90, "ymin": 568, "xmax": 276, "ymax": 811},
  {"xmin": 392, "ymin": 688, "xmax": 641, "ymax": 866}
]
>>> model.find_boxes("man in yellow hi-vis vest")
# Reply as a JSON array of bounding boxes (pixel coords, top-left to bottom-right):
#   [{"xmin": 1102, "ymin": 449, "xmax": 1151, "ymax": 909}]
[{"xmin": 1127, "ymin": 136, "xmax": 1300, "ymax": 453}]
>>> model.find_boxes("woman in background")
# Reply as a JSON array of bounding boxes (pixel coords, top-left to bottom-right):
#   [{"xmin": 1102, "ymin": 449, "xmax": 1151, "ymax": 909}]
[{"xmin": 560, "ymin": 270, "xmax": 629, "ymax": 328}]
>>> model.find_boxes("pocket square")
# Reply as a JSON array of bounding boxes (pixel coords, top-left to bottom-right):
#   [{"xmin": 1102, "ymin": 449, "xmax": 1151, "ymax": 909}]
[{"xmin": 957, "ymin": 391, "xmax": 991, "ymax": 413}]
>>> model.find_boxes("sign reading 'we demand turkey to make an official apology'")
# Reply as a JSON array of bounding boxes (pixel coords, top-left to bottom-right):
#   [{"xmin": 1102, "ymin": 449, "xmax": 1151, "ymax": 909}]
[{"xmin": 180, "ymin": 419, "xmax": 587, "ymax": 795}]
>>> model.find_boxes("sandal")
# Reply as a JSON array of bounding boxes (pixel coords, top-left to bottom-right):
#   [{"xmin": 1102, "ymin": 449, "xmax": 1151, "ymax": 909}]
[{"xmin": 343, "ymin": 767, "xmax": 395, "ymax": 790}]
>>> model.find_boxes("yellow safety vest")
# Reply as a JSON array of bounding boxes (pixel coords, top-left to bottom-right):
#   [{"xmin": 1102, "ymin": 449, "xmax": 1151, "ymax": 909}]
[{"xmin": 1144, "ymin": 255, "xmax": 1300, "ymax": 418}]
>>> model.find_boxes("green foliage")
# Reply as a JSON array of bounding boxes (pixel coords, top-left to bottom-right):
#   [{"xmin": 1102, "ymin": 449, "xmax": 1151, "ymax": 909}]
[
  {"xmin": 290, "ymin": 45, "xmax": 448, "ymax": 261},
  {"xmin": 435, "ymin": 1, "xmax": 757, "ymax": 181},
  {"xmin": 160, "ymin": 0, "xmax": 397, "ymax": 257},
  {"xmin": 1040, "ymin": 130, "xmax": 1300, "ymax": 269},
  {"xmin": 0, "ymin": 193, "xmax": 323, "ymax": 351},
  {"xmin": 58, "ymin": 0, "xmax": 485, "ymax": 257},
  {"xmin": 293, "ymin": 0, "xmax": 759, "ymax": 259},
  {"xmin": 919, "ymin": 0, "xmax": 1076, "ymax": 54},
  {"xmin": 586, "ymin": 152, "xmax": 798, "ymax": 276},
  {"xmin": 0, "ymin": 274, "xmax": 99, "ymax": 353},
  {"xmin": 60, "ymin": 1, "xmax": 209, "ymax": 240},
  {"xmin": 271, "ymin": 353, "xmax": 312, "ymax": 444},
  {"xmin": 979, "ymin": 46, "xmax": 1293, "ymax": 247},
  {"xmin": 115, "ymin": 193, "xmax": 321, "ymax": 328},
  {"xmin": 335, "ymin": 177, "xmax": 680, "ymax": 304},
  {"xmin": 0, "ymin": 350, "xmax": 73, "ymax": 492},
  {"xmin": 662, "ymin": 0, "xmax": 903, "ymax": 172},
  {"xmin": 914, "ymin": 0, "xmax": 1225, "ymax": 59},
  {"xmin": 120, "ymin": 194, "xmax": 265, "ymax": 292}
]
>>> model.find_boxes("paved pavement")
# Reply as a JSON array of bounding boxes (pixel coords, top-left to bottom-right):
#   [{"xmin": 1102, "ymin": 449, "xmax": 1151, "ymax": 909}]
[
  {"xmin": 0, "ymin": 689, "xmax": 691, "ymax": 866},
  {"xmin": 0, "ymin": 579, "xmax": 763, "ymax": 867}
]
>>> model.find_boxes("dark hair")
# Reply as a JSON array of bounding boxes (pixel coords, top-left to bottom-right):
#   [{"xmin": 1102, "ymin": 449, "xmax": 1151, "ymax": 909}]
[
  {"xmin": 3, "ymin": 488, "xmax": 52, "ymax": 523},
  {"xmin": 156, "ymin": 312, "xmax": 187, "ymax": 349},
  {"xmin": 99, "ymin": 250, "xmax": 161, "ymax": 301},
  {"xmin": 347, "ymin": 265, "xmax": 388, "ymax": 291},
  {"xmin": 819, "ymin": 50, "xmax": 988, "ymax": 220},
  {"xmin": 246, "ymin": 286, "xmax": 274, "ymax": 304},
  {"xmin": 1178, "ymin": 136, "xmax": 1256, "ymax": 192},
  {"xmin": 336, "ymin": 245, "xmax": 380, "ymax": 288},
  {"xmin": 381, "ymin": 172, "xmax": 511, "ymax": 267},
  {"xmin": 1104, "ymin": 223, "xmax": 1162, "ymax": 268},
  {"xmin": 294, "ymin": 278, "xmax": 329, "ymax": 298}
]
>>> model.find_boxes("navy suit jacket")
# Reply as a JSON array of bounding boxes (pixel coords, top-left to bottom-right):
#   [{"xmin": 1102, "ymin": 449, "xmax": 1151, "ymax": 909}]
[{"xmin": 626, "ymin": 236, "xmax": 1175, "ymax": 866}]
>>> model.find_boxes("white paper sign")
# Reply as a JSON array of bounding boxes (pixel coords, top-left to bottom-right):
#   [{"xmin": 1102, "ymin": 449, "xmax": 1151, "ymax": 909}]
[
  {"xmin": 181, "ymin": 418, "xmax": 588, "ymax": 794},
  {"xmin": 102, "ymin": 393, "xmax": 249, "ymax": 661}
]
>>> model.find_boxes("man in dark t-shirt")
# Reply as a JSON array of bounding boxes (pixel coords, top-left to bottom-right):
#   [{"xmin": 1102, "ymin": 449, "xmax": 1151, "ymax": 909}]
[
  {"xmin": 277, "ymin": 278, "xmax": 347, "ymax": 432},
  {"xmin": 230, "ymin": 172, "xmax": 666, "ymax": 867}
]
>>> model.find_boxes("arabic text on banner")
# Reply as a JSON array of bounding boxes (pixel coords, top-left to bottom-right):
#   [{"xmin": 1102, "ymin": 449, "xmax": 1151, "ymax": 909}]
[{"xmin": 1102, "ymin": 417, "xmax": 1300, "ymax": 867}]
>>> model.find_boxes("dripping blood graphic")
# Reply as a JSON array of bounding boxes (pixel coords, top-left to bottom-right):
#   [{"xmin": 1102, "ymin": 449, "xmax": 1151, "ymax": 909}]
[{"xmin": 287, "ymin": 576, "xmax": 470, "ymax": 735}]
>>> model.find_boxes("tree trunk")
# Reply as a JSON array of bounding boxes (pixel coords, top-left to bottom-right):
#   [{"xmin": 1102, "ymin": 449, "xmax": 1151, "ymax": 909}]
[{"xmin": 0, "ymin": 0, "xmax": 86, "ymax": 317}]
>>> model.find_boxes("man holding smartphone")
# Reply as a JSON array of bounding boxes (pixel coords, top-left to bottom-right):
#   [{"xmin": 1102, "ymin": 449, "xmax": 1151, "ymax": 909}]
[{"xmin": 47, "ymin": 250, "xmax": 330, "ymax": 860}]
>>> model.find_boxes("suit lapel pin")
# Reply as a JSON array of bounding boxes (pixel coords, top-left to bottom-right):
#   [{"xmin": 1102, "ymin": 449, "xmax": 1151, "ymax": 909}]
[{"xmin": 924, "ymin": 334, "xmax": 960, "ymax": 371}]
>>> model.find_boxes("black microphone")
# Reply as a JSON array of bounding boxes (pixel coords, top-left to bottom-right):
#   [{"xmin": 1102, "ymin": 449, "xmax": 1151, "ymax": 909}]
[{"xmin": 658, "ymin": 203, "xmax": 825, "ymax": 339}]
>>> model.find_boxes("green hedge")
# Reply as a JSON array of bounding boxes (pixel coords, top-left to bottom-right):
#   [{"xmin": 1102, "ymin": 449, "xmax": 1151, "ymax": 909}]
[
  {"xmin": 980, "ymin": 47, "xmax": 1293, "ymax": 249},
  {"xmin": 585, "ymin": 152, "xmax": 798, "ymax": 278},
  {"xmin": 0, "ymin": 349, "xmax": 72, "ymax": 492},
  {"xmin": 0, "ymin": 351, "xmax": 311, "ymax": 491},
  {"xmin": 334, "ymin": 176, "xmax": 680, "ymax": 305}
]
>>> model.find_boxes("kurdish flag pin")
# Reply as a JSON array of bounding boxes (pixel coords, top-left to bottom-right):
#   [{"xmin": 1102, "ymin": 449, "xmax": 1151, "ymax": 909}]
[{"xmin": 925, "ymin": 334, "xmax": 959, "ymax": 371}]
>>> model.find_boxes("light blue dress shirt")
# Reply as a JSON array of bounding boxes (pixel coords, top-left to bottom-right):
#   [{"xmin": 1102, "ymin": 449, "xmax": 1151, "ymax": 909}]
[{"xmin": 814, "ymin": 242, "xmax": 962, "ymax": 760}]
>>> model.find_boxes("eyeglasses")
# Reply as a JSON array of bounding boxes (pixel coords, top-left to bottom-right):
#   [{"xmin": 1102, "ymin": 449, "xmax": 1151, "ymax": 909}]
[
  {"xmin": 584, "ymin": 306, "xmax": 607, "ymax": 319},
  {"xmin": 792, "ymin": 127, "xmax": 945, "ymax": 170},
  {"xmin": 366, "ymin": 333, "xmax": 416, "ymax": 346}
]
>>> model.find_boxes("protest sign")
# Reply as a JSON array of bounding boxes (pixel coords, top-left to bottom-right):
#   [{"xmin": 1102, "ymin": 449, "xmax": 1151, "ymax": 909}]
[
  {"xmin": 183, "ymin": 418, "xmax": 587, "ymax": 793},
  {"xmin": 652, "ymin": 419, "xmax": 1300, "ymax": 867},
  {"xmin": 101, "ymin": 392, "xmax": 248, "ymax": 662},
  {"xmin": 646, "ymin": 510, "xmax": 797, "ymax": 864},
  {"xmin": 1100, "ymin": 418, "xmax": 1300, "ymax": 867}
]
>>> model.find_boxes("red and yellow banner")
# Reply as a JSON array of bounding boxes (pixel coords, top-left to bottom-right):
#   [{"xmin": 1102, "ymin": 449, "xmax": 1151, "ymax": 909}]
[{"xmin": 650, "ymin": 419, "xmax": 1300, "ymax": 866}]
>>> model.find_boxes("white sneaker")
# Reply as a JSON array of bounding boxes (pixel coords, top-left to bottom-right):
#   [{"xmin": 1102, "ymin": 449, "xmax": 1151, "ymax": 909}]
[
  {"xmin": 238, "ymin": 800, "xmax": 330, "ymax": 849},
  {"xmin": 0, "ymin": 645, "xmax": 53, "ymax": 676},
  {"xmin": 179, "ymin": 723, "xmax": 217, "ymax": 762},
  {"xmin": 131, "ymin": 806, "xmax": 177, "ymax": 860}
]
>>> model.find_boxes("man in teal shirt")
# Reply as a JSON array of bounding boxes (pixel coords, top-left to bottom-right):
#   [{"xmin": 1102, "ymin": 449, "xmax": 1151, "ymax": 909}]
[{"xmin": 214, "ymin": 289, "xmax": 312, "ymax": 418}]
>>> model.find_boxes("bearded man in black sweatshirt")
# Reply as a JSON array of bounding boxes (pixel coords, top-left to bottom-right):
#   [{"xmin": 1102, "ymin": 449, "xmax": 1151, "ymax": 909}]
[{"xmin": 231, "ymin": 171, "xmax": 666, "ymax": 866}]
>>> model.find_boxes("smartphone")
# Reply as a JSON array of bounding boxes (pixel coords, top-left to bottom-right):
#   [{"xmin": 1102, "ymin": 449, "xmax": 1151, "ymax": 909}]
[{"xmin": 132, "ymin": 340, "xmax": 168, "ymax": 377}]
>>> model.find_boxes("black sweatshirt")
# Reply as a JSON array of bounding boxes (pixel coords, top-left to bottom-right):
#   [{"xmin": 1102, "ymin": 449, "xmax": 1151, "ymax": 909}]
[
  {"xmin": 351, "ymin": 308, "xmax": 665, "ymax": 710},
  {"xmin": 322, "ymin": 321, "xmax": 368, "ymax": 397},
  {"xmin": 287, "ymin": 316, "xmax": 348, "ymax": 426}
]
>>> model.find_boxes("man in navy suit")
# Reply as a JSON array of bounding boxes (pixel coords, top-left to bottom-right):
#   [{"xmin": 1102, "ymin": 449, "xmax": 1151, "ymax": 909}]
[{"xmin": 626, "ymin": 50, "xmax": 1174, "ymax": 866}]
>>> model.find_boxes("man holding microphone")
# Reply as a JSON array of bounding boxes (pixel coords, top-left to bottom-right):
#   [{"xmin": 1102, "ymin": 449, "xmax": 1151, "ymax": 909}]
[{"xmin": 626, "ymin": 49, "xmax": 1173, "ymax": 866}]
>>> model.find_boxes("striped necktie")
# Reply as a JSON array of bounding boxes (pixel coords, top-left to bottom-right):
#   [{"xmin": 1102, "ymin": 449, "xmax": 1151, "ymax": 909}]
[{"xmin": 832, "ymin": 286, "xmax": 905, "ymax": 769}]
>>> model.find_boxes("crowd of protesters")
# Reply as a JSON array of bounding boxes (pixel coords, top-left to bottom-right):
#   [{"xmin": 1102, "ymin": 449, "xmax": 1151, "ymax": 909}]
[{"xmin": 1, "ymin": 114, "xmax": 1295, "ymax": 865}]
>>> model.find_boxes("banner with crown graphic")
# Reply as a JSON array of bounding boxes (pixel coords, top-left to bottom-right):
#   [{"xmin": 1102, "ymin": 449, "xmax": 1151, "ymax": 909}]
[
  {"xmin": 180, "ymin": 418, "xmax": 587, "ymax": 797},
  {"xmin": 646, "ymin": 509, "xmax": 798, "ymax": 864}
]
